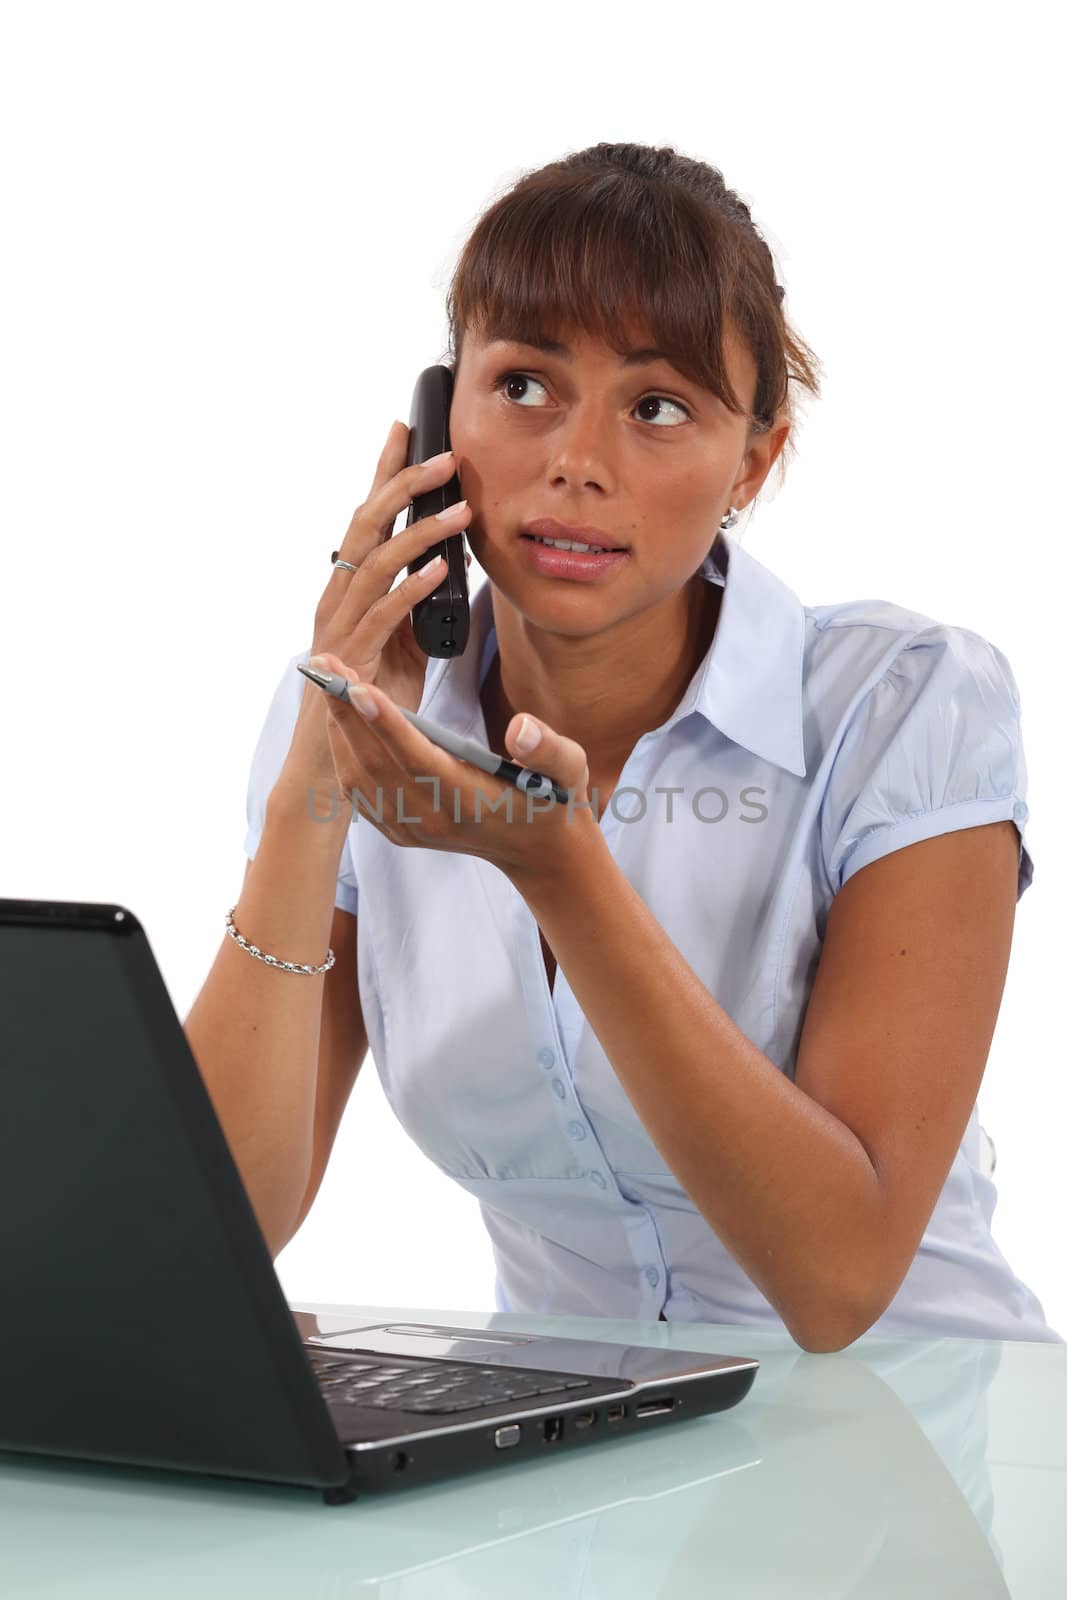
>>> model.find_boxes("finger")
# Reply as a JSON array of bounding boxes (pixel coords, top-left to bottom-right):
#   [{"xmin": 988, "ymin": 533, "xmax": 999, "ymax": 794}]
[
  {"xmin": 337, "ymin": 444, "xmax": 460, "ymax": 570},
  {"xmin": 332, "ymin": 677, "xmax": 408, "ymax": 739},
  {"xmin": 321, "ymin": 665, "xmax": 388, "ymax": 755},
  {"xmin": 323, "ymin": 695, "xmax": 389, "ymax": 829},
  {"xmin": 331, "ymin": 679, "xmax": 466, "ymax": 783},
  {"xmin": 324, "ymin": 677, "xmax": 454, "ymax": 828},
  {"xmin": 335, "ymin": 423, "xmax": 407, "ymax": 562},
  {"xmin": 329, "ymin": 549, "xmax": 449, "ymax": 663},
  {"xmin": 367, "ymin": 446, "xmax": 460, "ymax": 544},
  {"xmin": 505, "ymin": 714, "xmax": 590, "ymax": 799},
  {"xmin": 308, "ymin": 649, "xmax": 356, "ymax": 681},
  {"xmin": 366, "ymin": 419, "xmax": 408, "ymax": 500}
]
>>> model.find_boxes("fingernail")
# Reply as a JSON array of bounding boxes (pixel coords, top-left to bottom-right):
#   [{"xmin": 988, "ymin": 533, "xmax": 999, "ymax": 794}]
[
  {"xmin": 309, "ymin": 654, "xmax": 328, "ymax": 670},
  {"xmin": 514, "ymin": 715, "xmax": 541, "ymax": 753},
  {"xmin": 349, "ymin": 683, "xmax": 379, "ymax": 720}
]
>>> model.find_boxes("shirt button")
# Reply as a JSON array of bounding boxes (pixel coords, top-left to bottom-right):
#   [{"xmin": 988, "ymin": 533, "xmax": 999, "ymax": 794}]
[
  {"xmin": 537, "ymin": 1048, "xmax": 555, "ymax": 1069},
  {"xmin": 589, "ymin": 1170, "xmax": 607, "ymax": 1189},
  {"xmin": 567, "ymin": 1121, "xmax": 587, "ymax": 1141},
  {"xmin": 551, "ymin": 1077, "xmax": 566, "ymax": 1100},
  {"xmin": 645, "ymin": 1267, "xmax": 661, "ymax": 1288}
]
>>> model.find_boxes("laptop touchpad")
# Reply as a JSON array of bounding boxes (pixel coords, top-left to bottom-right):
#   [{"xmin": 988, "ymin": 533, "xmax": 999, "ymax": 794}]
[{"xmin": 307, "ymin": 1322, "xmax": 547, "ymax": 1362}]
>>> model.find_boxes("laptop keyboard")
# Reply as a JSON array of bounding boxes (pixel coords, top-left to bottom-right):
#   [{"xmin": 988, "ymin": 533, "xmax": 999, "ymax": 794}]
[{"xmin": 306, "ymin": 1350, "xmax": 592, "ymax": 1415}]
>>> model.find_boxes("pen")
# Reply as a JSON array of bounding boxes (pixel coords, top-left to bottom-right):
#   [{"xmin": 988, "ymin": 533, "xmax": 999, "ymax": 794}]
[{"xmin": 296, "ymin": 662, "xmax": 572, "ymax": 806}]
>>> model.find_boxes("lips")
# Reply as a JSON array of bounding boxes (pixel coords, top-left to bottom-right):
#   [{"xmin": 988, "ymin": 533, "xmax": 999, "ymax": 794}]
[{"xmin": 521, "ymin": 517, "xmax": 628, "ymax": 552}]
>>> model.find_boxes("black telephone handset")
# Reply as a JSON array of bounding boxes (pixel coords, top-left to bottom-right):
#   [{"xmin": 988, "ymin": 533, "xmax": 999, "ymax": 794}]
[{"xmin": 404, "ymin": 365, "xmax": 471, "ymax": 658}]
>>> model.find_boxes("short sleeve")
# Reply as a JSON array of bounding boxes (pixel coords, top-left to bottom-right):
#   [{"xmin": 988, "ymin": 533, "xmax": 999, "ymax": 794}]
[
  {"xmin": 821, "ymin": 627, "xmax": 1034, "ymax": 902},
  {"xmin": 243, "ymin": 646, "xmax": 359, "ymax": 917}
]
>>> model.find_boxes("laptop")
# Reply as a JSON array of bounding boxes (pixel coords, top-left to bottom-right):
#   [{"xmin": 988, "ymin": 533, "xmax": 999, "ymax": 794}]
[{"xmin": 0, "ymin": 897, "xmax": 759, "ymax": 1507}]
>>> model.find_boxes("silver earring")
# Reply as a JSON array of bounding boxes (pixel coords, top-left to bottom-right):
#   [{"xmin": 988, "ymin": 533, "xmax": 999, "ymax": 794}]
[{"xmin": 719, "ymin": 506, "xmax": 740, "ymax": 531}]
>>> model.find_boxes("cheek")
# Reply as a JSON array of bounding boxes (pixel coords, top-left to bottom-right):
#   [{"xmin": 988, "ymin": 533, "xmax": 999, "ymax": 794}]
[
  {"xmin": 640, "ymin": 470, "xmax": 727, "ymax": 558},
  {"xmin": 651, "ymin": 462, "xmax": 728, "ymax": 517},
  {"xmin": 455, "ymin": 431, "xmax": 532, "ymax": 516},
  {"xmin": 451, "ymin": 397, "xmax": 505, "ymax": 447}
]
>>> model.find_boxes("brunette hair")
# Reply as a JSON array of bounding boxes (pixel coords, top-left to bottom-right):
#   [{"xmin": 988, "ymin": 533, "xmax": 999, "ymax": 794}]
[{"xmin": 441, "ymin": 142, "xmax": 822, "ymax": 503}]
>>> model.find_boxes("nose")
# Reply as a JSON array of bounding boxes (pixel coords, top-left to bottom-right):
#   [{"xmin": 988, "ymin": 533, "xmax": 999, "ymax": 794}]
[{"xmin": 548, "ymin": 439, "xmax": 613, "ymax": 493}]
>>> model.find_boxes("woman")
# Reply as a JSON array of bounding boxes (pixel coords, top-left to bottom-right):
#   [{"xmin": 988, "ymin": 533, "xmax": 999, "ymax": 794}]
[{"xmin": 197, "ymin": 142, "xmax": 1061, "ymax": 1350}]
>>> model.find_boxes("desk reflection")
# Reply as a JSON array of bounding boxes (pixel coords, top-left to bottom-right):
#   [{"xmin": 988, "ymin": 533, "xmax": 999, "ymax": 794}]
[{"xmin": 0, "ymin": 1306, "xmax": 1038, "ymax": 1598}]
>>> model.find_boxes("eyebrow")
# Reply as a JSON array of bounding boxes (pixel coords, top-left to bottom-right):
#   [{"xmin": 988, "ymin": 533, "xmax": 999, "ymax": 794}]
[{"xmin": 488, "ymin": 336, "xmax": 672, "ymax": 369}]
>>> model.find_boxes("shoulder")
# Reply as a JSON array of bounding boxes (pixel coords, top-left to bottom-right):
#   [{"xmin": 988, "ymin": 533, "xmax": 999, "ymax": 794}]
[
  {"xmin": 801, "ymin": 595, "xmax": 1022, "ymax": 727},
  {"xmin": 807, "ymin": 601, "xmax": 1030, "ymax": 896}
]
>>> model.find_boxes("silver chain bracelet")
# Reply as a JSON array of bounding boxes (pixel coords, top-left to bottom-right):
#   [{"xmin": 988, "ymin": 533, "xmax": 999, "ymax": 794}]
[{"xmin": 225, "ymin": 905, "xmax": 336, "ymax": 976}]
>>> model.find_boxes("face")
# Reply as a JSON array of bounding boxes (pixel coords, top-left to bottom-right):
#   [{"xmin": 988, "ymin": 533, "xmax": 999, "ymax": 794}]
[{"xmin": 447, "ymin": 317, "xmax": 790, "ymax": 632}]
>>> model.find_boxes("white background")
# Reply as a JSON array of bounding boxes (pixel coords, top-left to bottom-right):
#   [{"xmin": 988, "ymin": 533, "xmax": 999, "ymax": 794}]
[{"xmin": 2, "ymin": 1, "xmax": 1063, "ymax": 1339}]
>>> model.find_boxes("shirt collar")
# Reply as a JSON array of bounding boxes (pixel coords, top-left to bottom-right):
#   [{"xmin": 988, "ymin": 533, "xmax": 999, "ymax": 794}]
[
  {"xmin": 419, "ymin": 529, "xmax": 808, "ymax": 779},
  {"xmin": 686, "ymin": 531, "xmax": 808, "ymax": 777}
]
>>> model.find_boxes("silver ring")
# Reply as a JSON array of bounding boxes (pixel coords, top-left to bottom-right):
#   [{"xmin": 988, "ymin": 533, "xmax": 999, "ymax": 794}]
[{"xmin": 331, "ymin": 550, "xmax": 359, "ymax": 573}]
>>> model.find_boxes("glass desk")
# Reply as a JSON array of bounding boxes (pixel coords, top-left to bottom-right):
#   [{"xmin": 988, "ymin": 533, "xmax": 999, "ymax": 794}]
[{"xmin": 1, "ymin": 1301, "xmax": 1063, "ymax": 1597}]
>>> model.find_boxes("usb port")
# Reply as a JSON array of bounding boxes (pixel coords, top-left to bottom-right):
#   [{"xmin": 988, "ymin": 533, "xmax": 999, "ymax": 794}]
[
  {"xmin": 635, "ymin": 1398, "xmax": 675, "ymax": 1418},
  {"xmin": 573, "ymin": 1410, "xmax": 597, "ymax": 1429},
  {"xmin": 606, "ymin": 1404, "xmax": 627, "ymax": 1423}
]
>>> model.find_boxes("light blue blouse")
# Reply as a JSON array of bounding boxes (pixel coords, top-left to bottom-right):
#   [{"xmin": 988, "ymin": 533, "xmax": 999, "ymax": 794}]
[{"xmin": 244, "ymin": 531, "xmax": 1062, "ymax": 1344}]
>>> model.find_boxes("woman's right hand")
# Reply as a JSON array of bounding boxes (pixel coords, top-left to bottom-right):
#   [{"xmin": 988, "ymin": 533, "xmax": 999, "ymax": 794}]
[{"xmin": 277, "ymin": 421, "xmax": 473, "ymax": 802}]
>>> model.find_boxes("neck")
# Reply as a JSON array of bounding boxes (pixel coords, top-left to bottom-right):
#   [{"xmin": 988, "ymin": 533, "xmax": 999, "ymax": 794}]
[{"xmin": 481, "ymin": 574, "xmax": 723, "ymax": 773}]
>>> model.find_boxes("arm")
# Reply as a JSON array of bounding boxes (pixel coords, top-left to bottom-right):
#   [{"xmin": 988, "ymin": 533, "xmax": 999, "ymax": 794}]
[
  {"xmin": 507, "ymin": 817, "xmax": 1021, "ymax": 1352},
  {"xmin": 183, "ymin": 788, "xmax": 354, "ymax": 1258},
  {"xmin": 282, "ymin": 900, "xmax": 369, "ymax": 1251}
]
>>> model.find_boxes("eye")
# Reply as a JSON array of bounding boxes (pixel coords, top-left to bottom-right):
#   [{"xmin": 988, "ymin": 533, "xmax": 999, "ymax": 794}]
[{"xmin": 492, "ymin": 371, "xmax": 691, "ymax": 427}]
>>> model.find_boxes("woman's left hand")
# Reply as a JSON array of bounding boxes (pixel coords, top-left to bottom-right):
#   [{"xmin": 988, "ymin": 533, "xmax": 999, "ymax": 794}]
[{"xmin": 314, "ymin": 652, "xmax": 597, "ymax": 885}]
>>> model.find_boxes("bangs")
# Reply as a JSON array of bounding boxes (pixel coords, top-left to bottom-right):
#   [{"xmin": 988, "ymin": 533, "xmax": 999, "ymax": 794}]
[{"xmin": 447, "ymin": 175, "xmax": 783, "ymax": 427}]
